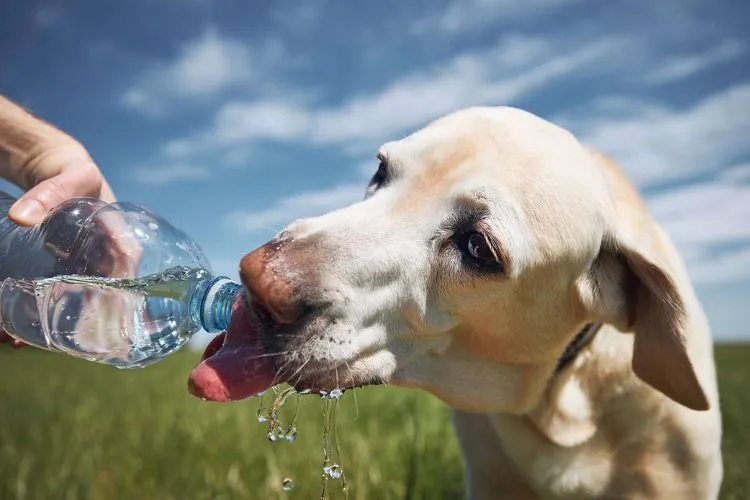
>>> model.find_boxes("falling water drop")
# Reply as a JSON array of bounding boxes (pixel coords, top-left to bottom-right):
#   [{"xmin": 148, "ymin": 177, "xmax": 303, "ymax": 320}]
[
  {"xmin": 282, "ymin": 477, "xmax": 294, "ymax": 492},
  {"xmin": 267, "ymin": 428, "xmax": 280, "ymax": 442},
  {"xmin": 323, "ymin": 464, "xmax": 343, "ymax": 479},
  {"xmin": 257, "ymin": 391, "xmax": 269, "ymax": 425},
  {"xmin": 328, "ymin": 388, "xmax": 344, "ymax": 399},
  {"xmin": 285, "ymin": 425, "xmax": 298, "ymax": 443},
  {"xmin": 319, "ymin": 393, "xmax": 349, "ymax": 499}
]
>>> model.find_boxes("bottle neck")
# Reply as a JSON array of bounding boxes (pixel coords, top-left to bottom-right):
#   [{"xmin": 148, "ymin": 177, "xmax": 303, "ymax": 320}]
[{"xmin": 199, "ymin": 277, "xmax": 243, "ymax": 333}]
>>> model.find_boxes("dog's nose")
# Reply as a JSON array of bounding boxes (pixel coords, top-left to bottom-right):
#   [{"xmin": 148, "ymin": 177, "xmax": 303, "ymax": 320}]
[{"xmin": 239, "ymin": 243, "xmax": 303, "ymax": 325}]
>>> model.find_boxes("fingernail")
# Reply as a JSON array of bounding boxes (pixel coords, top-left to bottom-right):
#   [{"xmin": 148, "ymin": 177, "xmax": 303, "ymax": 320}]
[
  {"xmin": 11, "ymin": 339, "xmax": 27, "ymax": 348},
  {"xmin": 11, "ymin": 199, "xmax": 46, "ymax": 224}
]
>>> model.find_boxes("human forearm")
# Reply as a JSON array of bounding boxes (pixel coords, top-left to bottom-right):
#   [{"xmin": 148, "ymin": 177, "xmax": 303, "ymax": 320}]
[
  {"xmin": 0, "ymin": 94, "xmax": 114, "ymax": 227},
  {"xmin": 0, "ymin": 95, "xmax": 89, "ymax": 189}
]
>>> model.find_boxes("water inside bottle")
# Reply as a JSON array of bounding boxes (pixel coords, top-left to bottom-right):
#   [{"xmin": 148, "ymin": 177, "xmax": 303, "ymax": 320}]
[{"xmin": 3, "ymin": 266, "xmax": 210, "ymax": 368}]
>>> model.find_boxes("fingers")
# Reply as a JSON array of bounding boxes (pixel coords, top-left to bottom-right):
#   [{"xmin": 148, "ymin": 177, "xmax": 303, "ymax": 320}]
[
  {"xmin": 0, "ymin": 330, "xmax": 28, "ymax": 348},
  {"xmin": 99, "ymin": 178, "xmax": 117, "ymax": 204},
  {"xmin": 8, "ymin": 163, "xmax": 103, "ymax": 226}
]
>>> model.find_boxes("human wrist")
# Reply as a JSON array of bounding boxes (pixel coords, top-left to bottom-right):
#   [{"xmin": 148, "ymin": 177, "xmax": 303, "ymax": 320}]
[{"xmin": 0, "ymin": 96, "xmax": 87, "ymax": 188}]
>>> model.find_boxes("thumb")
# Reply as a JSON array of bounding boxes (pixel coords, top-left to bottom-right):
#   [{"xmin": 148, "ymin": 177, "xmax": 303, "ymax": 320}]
[{"xmin": 8, "ymin": 166, "xmax": 102, "ymax": 227}]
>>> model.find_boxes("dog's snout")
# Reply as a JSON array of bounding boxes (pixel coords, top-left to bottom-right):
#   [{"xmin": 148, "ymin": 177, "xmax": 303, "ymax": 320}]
[{"xmin": 239, "ymin": 244, "xmax": 303, "ymax": 325}]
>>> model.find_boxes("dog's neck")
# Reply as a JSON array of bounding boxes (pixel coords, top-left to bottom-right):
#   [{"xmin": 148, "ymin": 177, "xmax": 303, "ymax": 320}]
[
  {"xmin": 520, "ymin": 322, "xmax": 604, "ymax": 448},
  {"xmin": 554, "ymin": 323, "xmax": 601, "ymax": 374}
]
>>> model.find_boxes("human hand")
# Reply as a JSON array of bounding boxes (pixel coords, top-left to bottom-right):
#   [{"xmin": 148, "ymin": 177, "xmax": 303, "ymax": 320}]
[
  {"xmin": 0, "ymin": 96, "xmax": 133, "ymax": 350},
  {"xmin": 0, "ymin": 142, "xmax": 118, "ymax": 348},
  {"xmin": 7, "ymin": 141, "xmax": 116, "ymax": 227}
]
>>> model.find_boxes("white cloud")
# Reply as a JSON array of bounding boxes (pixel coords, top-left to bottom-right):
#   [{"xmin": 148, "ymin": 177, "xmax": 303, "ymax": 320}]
[
  {"xmin": 720, "ymin": 163, "xmax": 750, "ymax": 183},
  {"xmin": 121, "ymin": 29, "xmax": 277, "ymax": 116},
  {"xmin": 646, "ymin": 178, "xmax": 750, "ymax": 285},
  {"xmin": 223, "ymin": 182, "xmax": 365, "ymax": 235},
  {"xmin": 642, "ymin": 39, "xmax": 746, "ymax": 85},
  {"xmin": 270, "ymin": 1, "xmax": 322, "ymax": 34},
  {"xmin": 133, "ymin": 165, "xmax": 211, "ymax": 185},
  {"xmin": 648, "ymin": 182, "xmax": 750, "ymax": 246},
  {"xmin": 314, "ymin": 36, "xmax": 622, "ymax": 148},
  {"xmin": 165, "ymin": 34, "xmax": 626, "ymax": 159},
  {"xmin": 214, "ymin": 100, "xmax": 312, "ymax": 143},
  {"xmin": 567, "ymin": 82, "xmax": 750, "ymax": 285},
  {"xmin": 410, "ymin": 0, "xmax": 580, "ymax": 36},
  {"xmin": 563, "ymin": 83, "xmax": 750, "ymax": 188},
  {"xmin": 162, "ymin": 138, "xmax": 198, "ymax": 159},
  {"xmin": 34, "ymin": 7, "xmax": 63, "ymax": 29},
  {"xmin": 166, "ymin": 30, "xmax": 252, "ymax": 96},
  {"xmin": 686, "ymin": 247, "xmax": 750, "ymax": 285}
]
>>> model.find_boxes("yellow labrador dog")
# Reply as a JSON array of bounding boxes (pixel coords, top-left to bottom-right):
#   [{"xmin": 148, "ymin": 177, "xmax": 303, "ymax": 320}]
[{"xmin": 189, "ymin": 106, "xmax": 723, "ymax": 499}]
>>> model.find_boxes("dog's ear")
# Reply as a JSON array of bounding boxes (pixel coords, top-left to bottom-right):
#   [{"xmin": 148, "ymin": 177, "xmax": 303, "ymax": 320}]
[{"xmin": 581, "ymin": 233, "xmax": 709, "ymax": 411}]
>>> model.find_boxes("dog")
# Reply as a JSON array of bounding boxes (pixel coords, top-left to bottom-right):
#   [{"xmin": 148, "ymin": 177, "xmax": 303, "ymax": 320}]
[{"xmin": 189, "ymin": 106, "xmax": 723, "ymax": 499}]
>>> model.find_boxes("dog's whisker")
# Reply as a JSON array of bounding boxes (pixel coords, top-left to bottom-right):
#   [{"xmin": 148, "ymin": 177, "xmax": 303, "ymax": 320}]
[
  {"xmin": 290, "ymin": 356, "xmax": 313, "ymax": 388},
  {"xmin": 343, "ymin": 359, "xmax": 360, "ymax": 420},
  {"xmin": 244, "ymin": 350, "xmax": 289, "ymax": 360}
]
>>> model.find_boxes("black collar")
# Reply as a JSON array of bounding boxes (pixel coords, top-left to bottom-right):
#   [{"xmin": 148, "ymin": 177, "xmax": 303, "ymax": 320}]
[{"xmin": 555, "ymin": 323, "xmax": 601, "ymax": 374}]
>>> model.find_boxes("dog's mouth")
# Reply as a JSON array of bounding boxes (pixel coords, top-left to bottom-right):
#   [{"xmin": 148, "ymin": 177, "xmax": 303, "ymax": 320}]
[
  {"xmin": 187, "ymin": 294, "xmax": 389, "ymax": 402},
  {"xmin": 187, "ymin": 295, "xmax": 278, "ymax": 402}
]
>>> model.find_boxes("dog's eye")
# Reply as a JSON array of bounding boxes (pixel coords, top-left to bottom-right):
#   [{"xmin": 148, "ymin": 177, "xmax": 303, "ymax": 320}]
[
  {"xmin": 365, "ymin": 160, "xmax": 389, "ymax": 197},
  {"xmin": 457, "ymin": 231, "xmax": 501, "ymax": 271},
  {"xmin": 372, "ymin": 161, "xmax": 387, "ymax": 186}
]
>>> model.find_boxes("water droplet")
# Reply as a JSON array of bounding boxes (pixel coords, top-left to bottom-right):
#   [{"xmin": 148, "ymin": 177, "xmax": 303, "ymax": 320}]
[
  {"xmin": 319, "ymin": 390, "xmax": 328, "ymax": 398},
  {"xmin": 257, "ymin": 394, "xmax": 269, "ymax": 425},
  {"xmin": 328, "ymin": 388, "xmax": 344, "ymax": 399},
  {"xmin": 299, "ymin": 388, "xmax": 311, "ymax": 394},
  {"xmin": 285, "ymin": 426, "xmax": 297, "ymax": 443},
  {"xmin": 324, "ymin": 464, "xmax": 343, "ymax": 479},
  {"xmin": 282, "ymin": 477, "xmax": 294, "ymax": 492},
  {"xmin": 267, "ymin": 429, "xmax": 279, "ymax": 442}
]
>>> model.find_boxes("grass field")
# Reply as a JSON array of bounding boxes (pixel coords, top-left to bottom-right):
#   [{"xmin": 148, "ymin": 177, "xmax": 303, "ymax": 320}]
[{"xmin": 0, "ymin": 344, "xmax": 748, "ymax": 499}]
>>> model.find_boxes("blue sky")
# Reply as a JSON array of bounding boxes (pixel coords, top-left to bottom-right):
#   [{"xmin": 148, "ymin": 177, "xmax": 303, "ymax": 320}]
[{"xmin": 1, "ymin": 0, "xmax": 749, "ymax": 342}]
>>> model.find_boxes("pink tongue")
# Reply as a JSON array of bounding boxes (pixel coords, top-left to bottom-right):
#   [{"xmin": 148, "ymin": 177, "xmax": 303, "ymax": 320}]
[{"xmin": 188, "ymin": 296, "xmax": 276, "ymax": 402}]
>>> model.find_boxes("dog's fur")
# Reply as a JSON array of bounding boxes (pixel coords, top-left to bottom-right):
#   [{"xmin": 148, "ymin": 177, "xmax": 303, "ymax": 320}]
[{"xmin": 248, "ymin": 107, "xmax": 723, "ymax": 499}]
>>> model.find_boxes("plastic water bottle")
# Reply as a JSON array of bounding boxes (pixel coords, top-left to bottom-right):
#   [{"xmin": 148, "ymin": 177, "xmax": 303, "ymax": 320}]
[{"xmin": 0, "ymin": 191, "xmax": 242, "ymax": 368}]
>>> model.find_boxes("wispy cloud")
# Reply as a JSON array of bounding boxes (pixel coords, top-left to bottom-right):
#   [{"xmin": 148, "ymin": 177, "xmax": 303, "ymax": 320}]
[
  {"xmin": 33, "ymin": 6, "xmax": 63, "ymax": 29},
  {"xmin": 720, "ymin": 163, "xmax": 750, "ymax": 183},
  {"xmin": 560, "ymin": 83, "xmax": 750, "ymax": 187},
  {"xmin": 310, "ymin": 36, "xmax": 619, "ymax": 148},
  {"xmin": 164, "ymin": 34, "xmax": 627, "ymax": 160},
  {"xmin": 120, "ymin": 29, "xmax": 285, "ymax": 117},
  {"xmin": 687, "ymin": 248, "xmax": 750, "ymax": 285},
  {"xmin": 410, "ymin": 0, "xmax": 580, "ymax": 36},
  {"xmin": 558, "ymin": 79, "xmax": 750, "ymax": 285},
  {"xmin": 223, "ymin": 182, "xmax": 366, "ymax": 235},
  {"xmin": 270, "ymin": 1, "xmax": 322, "ymax": 35},
  {"xmin": 133, "ymin": 164, "xmax": 211, "ymax": 185},
  {"xmin": 646, "ymin": 177, "xmax": 750, "ymax": 284},
  {"xmin": 642, "ymin": 39, "xmax": 746, "ymax": 85}
]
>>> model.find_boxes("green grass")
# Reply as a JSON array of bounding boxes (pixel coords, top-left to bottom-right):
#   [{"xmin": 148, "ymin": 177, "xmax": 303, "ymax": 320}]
[{"xmin": 0, "ymin": 345, "xmax": 748, "ymax": 499}]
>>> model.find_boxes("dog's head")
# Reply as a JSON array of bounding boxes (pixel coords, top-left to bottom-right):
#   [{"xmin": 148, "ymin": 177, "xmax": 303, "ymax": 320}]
[{"xmin": 190, "ymin": 106, "xmax": 708, "ymax": 414}]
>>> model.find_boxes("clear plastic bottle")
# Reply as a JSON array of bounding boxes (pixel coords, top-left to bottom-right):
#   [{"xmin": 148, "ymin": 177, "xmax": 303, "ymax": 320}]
[{"xmin": 0, "ymin": 192, "xmax": 241, "ymax": 368}]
